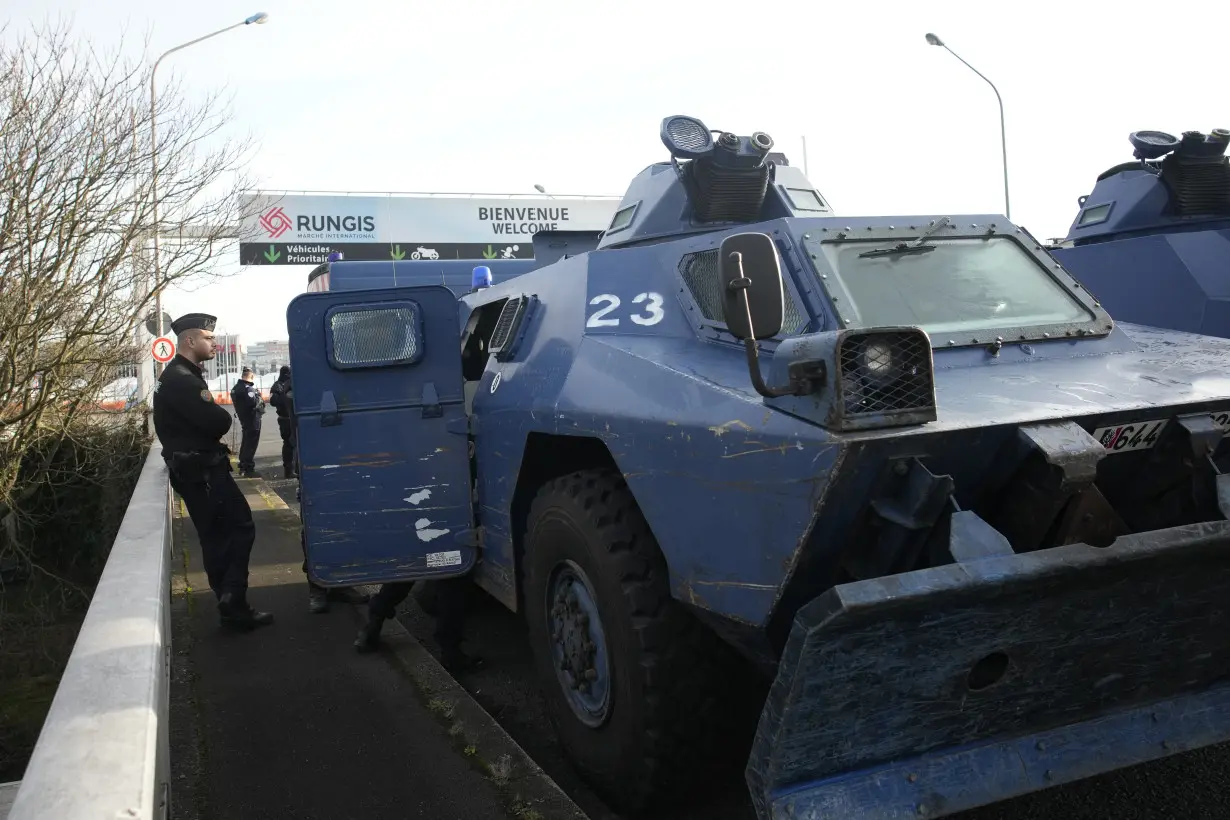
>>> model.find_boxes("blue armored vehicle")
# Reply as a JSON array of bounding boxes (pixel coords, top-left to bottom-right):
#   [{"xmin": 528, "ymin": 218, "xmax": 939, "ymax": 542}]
[
  {"xmin": 1050, "ymin": 127, "xmax": 1230, "ymax": 337},
  {"xmin": 286, "ymin": 115, "xmax": 1230, "ymax": 819}
]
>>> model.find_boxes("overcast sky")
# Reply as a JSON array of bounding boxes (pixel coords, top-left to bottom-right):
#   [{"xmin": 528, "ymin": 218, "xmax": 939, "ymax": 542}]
[{"xmin": 8, "ymin": 0, "xmax": 1227, "ymax": 343}]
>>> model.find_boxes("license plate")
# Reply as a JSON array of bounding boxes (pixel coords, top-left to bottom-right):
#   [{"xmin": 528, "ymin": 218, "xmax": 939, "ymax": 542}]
[{"xmin": 1092, "ymin": 419, "xmax": 1168, "ymax": 452}]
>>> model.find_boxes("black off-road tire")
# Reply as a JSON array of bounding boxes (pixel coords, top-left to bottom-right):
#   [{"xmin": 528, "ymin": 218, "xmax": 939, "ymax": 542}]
[{"xmin": 523, "ymin": 468, "xmax": 752, "ymax": 814}]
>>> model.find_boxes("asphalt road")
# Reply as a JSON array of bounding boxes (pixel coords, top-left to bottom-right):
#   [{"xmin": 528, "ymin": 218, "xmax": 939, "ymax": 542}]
[
  {"xmin": 170, "ymin": 489, "xmax": 516, "ymax": 820},
  {"xmin": 251, "ymin": 414, "xmax": 1230, "ymax": 820},
  {"xmin": 172, "ymin": 411, "xmax": 589, "ymax": 820}
]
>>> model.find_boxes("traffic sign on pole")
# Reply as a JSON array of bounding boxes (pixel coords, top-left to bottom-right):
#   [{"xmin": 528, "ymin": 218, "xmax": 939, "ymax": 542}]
[
  {"xmin": 151, "ymin": 337, "xmax": 176, "ymax": 364},
  {"xmin": 145, "ymin": 310, "xmax": 173, "ymax": 337}
]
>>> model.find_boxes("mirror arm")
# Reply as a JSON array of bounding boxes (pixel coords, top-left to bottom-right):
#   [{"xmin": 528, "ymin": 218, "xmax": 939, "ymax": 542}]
[
  {"xmin": 729, "ymin": 259, "xmax": 804, "ymax": 399},
  {"xmin": 740, "ymin": 338, "xmax": 798, "ymax": 398}
]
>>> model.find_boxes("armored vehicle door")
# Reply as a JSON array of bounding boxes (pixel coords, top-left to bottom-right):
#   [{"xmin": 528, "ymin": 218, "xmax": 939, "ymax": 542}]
[{"xmin": 286, "ymin": 285, "xmax": 476, "ymax": 586}]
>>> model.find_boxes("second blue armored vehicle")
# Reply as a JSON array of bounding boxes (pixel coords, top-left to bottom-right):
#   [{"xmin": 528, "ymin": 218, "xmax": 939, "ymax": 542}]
[
  {"xmin": 286, "ymin": 115, "xmax": 1230, "ymax": 819},
  {"xmin": 1050, "ymin": 127, "xmax": 1230, "ymax": 337}
]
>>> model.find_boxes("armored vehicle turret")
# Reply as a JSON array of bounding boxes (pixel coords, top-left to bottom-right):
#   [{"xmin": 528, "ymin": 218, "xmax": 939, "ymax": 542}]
[
  {"xmin": 286, "ymin": 114, "xmax": 1230, "ymax": 820},
  {"xmin": 1050, "ymin": 127, "xmax": 1230, "ymax": 337}
]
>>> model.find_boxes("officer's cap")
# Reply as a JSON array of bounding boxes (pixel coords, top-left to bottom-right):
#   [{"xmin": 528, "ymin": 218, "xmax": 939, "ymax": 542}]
[{"xmin": 170, "ymin": 312, "xmax": 217, "ymax": 335}]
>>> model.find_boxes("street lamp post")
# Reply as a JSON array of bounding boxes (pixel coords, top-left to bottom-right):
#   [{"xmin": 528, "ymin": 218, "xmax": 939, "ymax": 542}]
[
  {"xmin": 144, "ymin": 12, "xmax": 269, "ymax": 401},
  {"xmin": 925, "ymin": 32, "xmax": 1010, "ymax": 220},
  {"xmin": 534, "ymin": 184, "xmax": 556, "ymax": 199}
]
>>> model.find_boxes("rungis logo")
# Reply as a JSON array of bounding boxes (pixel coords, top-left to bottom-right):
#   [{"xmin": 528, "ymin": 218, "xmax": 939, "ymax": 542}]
[{"xmin": 259, "ymin": 206, "xmax": 293, "ymax": 239}]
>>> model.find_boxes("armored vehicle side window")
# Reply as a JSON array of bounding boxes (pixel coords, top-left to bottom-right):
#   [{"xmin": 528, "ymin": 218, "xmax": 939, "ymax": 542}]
[
  {"xmin": 327, "ymin": 303, "xmax": 421, "ymax": 369},
  {"xmin": 679, "ymin": 249, "xmax": 807, "ymax": 335},
  {"xmin": 783, "ymin": 187, "xmax": 827, "ymax": 212},
  {"xmin": 608, "ymin": 202, "xmax": 638, "ymax": 234},
  {"xmin": 1077, "ymin": 203, "xmax": 1112, "ymax": 226},
  {"xmin": 818, "ymin": 237, "xmax": 1093, "ymax": 337},
  {"xmin": 461, "ymin": 299, "xmax": 509, "ymax": 380}
]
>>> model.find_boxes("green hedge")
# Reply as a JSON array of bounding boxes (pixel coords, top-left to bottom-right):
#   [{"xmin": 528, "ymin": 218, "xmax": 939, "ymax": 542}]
[
  {"xmin": 11, "ymin": 417, "xmax": 151, "ymax": 577},
  {"xmin": 0, "ymin": 413, "xmax": 151, "ymax": 781}
]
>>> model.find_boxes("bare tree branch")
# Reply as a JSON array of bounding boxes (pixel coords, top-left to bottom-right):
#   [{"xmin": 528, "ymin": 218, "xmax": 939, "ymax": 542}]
[{"xmin": 0, "ymin": 19, "xmax": 260, "ymax": 565}]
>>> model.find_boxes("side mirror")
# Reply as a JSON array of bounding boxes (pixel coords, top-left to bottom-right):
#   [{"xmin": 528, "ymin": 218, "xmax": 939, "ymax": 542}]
[
  {"xmin": 719, "ymin": 232, "xmax": 785, "ymax": 340},
  {"xmin": 718, "ymin": 232, "xmax": 816, "ymax": 400}
]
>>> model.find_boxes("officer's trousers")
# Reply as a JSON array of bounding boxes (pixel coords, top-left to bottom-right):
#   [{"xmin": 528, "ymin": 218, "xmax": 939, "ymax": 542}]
[
  {"xmin": 276, "ymin": 416, "xmax": 296, "ymax": 476},
  {"xmin": 169, "ymin": 462, "xmax": 256, "ymax": 599},
  {"xmin": 238, "ymin": 416, "xmax": 261, "ymax": 473},
  {"xmin": 368, "ymin": 577, "xmax": 469, "ymax": 651}
]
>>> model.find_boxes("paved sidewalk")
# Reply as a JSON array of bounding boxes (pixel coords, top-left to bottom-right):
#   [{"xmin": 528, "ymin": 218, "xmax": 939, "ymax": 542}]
[{"xmin": 168, "ymin": 466, "xmax": 518, "ymax": 820}]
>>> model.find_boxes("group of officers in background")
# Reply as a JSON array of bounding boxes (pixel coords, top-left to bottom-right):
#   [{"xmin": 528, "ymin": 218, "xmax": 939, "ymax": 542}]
[{"xmin": 152, "ymin": 311, "xmax": 480, "ymax": 672}]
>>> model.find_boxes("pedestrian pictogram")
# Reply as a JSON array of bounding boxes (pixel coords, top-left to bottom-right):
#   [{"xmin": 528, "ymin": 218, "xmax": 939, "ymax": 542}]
[{"xmin": 152, "ymin": 336, "xmax": 176, "ymax": 363}]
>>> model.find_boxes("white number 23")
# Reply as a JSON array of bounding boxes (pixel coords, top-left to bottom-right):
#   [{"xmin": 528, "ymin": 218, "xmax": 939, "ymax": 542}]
[{"xmin": 586, "ymin": 292, "xmax": 666, "ymax": 329}]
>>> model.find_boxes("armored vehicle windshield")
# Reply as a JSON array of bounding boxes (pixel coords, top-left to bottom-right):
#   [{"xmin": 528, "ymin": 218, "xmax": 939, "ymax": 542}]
[{"xmin": 806, "ymin": 230, "xmax": 1098, "ymax": 341}]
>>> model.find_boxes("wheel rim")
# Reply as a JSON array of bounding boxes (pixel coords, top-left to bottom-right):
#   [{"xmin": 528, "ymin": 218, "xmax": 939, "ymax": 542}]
[{"xmin": 546, "ymin": 559, "xmax": 612, "ymax": 728}]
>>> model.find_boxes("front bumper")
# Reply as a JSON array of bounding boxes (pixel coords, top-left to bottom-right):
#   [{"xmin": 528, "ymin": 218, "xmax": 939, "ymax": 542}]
[{"xmin": 746, "ymin": 516, "xmax": 1230, "ymax": 819}]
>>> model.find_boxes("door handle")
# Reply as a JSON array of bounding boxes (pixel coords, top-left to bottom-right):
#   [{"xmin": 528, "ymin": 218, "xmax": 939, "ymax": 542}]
[
  {"xmin": 422, "ymin": 382, "xmax": 442, "ymax": 419},
  {"xmin": 321, "ymin": 390, "xmax": 341, "ymax": 427}
]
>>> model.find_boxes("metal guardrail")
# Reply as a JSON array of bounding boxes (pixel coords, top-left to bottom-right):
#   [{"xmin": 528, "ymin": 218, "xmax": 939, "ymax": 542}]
[{"xmin": 6, "ymin": 441, "xmax": 172, "ymax": 820}]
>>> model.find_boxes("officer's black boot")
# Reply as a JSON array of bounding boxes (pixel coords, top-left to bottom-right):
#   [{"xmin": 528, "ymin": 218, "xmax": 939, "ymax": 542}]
[
  {"xmin": 308, "ymin": 584, "xmax": 329, "ymax": 614},
  {"xmin": 353, "ymin": 614, "xmax": 387, "ymax": 653},
  {"xmin": 218, "ymin": 591, "xmax": 274, "ymax": 631}
]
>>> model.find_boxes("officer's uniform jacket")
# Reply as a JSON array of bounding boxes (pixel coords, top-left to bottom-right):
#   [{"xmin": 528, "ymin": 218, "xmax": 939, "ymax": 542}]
[
  {"xmin": 230, "ymin": 378, "xmax": 264, "ymax": 428},
  {"xmin": 153, "ymin": 355, "xmax": 233, "ymax": 456},
  {"xmin": 269, "ymin": 376, "xmax": 294, "ymax": 419}
]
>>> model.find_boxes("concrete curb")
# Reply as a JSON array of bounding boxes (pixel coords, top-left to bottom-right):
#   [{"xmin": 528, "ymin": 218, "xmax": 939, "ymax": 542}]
[
  {"xmin": 247, "ymin": 475, "xmax": 589, "ymax": 820},
  {"xmin": 350, "ymin": 595, "xmax": 590, "ymax": 820}
]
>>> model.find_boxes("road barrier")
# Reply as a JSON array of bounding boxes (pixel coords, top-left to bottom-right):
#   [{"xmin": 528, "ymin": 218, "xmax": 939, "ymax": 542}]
[{"xmin": 5, "ymin": 441, "xmax": 172, "ymax": 820}]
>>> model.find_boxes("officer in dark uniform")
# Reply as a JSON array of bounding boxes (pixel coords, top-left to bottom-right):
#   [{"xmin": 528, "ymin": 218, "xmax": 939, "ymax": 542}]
[
  {"xmin": 154, "ymin": 313, "xmax": 273, "ymax": 631},
  {"xmin": 267, "ymin": 365, "xmax": 297, "ymax": 479},
  {"xmin": 354, "ymin": 577, "xmax": 481, "ymax": 672},
  {"xmin": 230, "ymin": 367, "xmax": 264, "ymax": 477}
]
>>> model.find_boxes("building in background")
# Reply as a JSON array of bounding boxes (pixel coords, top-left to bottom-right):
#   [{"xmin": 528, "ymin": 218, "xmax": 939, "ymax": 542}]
[
  {"xmin": 244, "ymin": 340, "xmax": 290, "ymax": 374},
  {"xmin": 202, "ymin": 333, "xmax": 245, "ymax": 382}
]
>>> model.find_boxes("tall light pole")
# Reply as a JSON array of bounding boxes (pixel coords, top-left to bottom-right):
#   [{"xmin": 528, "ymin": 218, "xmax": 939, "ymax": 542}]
[
  {"xmin": 925, "ymin": 32, "xmax": 1010, "ymax": 220},
  {"xmin": 144, "ymin": 12, "xmax": 269, "ymax": 400}
]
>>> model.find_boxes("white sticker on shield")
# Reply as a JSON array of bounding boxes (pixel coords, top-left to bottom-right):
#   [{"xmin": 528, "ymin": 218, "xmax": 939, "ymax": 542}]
[{"xmin": 426, "ymin": 550, "xmax": 463, "ymax": 568}]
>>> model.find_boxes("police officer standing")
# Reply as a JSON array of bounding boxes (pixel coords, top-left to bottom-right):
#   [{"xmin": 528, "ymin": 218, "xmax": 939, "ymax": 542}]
[
  {"xmin": 154, "ymin": 313, "xmax": 273, "ymax": 631},
  {"xmin": 268, "ymin": 365, "xmax": 296, "ymax": 479},
  {"xmin": 230, "ymin": 366, "xmax": 265, "ymax": 477}
]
